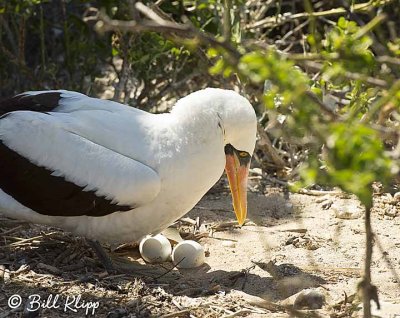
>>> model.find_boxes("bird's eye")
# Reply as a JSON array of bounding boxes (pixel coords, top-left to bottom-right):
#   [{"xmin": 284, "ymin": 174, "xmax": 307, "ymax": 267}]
[{"xmin": 239, "ymin": 152, "xmax": 248, "ymax": 157}]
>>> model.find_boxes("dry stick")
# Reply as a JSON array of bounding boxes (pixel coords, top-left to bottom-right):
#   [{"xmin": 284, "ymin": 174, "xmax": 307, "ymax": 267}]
[
  {"xmin": 92, "ymin": 2, "xmax": 241, "ymax": 62},
  {"xmin": 304, "ymin": 90, "xmax": 338, "ymax": 119},
  {"xmin": 288, "ymin": 51, "xmax": 400, "ymax": 67},
  {"xmin": 0, "ymin": 225, "xmax": 25, "ymax": 236},
  {"xmin": 155, "ymin": 257, "xmax": 185, "ymax": 280},
  {"xmin": 298, "ymin": 60, "xmax": 388, "ymax": 88},
  {"xmin": 361, "ymin": 79, "xmax": 400, "ymax": 123},
  {"xmin": 161, "ymin": 309, "xmax": 191, "ymax": 318},
  {"xmin": 257, "ymin": 123, "xmax": 286, "ymax": 169},
  {"xmin": 247, "ymin": 0, "xmax": 394, "ymax": 29},
  {"xmin": 376, "ymin": 55, "xmax": 400, "ymax": 66},
  {"xmin": 352, "ymin": 13, "xmax": 387, "ymax": 40}
]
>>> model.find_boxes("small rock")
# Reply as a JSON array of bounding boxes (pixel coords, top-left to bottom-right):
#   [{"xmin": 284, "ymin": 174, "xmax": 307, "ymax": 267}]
[
  {"xmin": 393, "ymin": 192, "xmax": 400, "ymax": 201},
  {"xmin": 332, "ymin": 203, "xmax": 363, "ymax": 219},
  {"xmin": 382, "ymin": 193, "xmax": 393, "ymax": 201},
  {"xmin": 250, "ymin": 168, "xmax": 262, "ymax": 175},
  {"xmin": 285, "ymin": 202, "xmax": 293, "ymax": 209},
  {"xmin": 321, "ymin": 199, "xmax": 333, "ymax": 210},
  {"xmin": 385, "ymin": 205, "xmax": 398, "ymax": 217},
  {"xmin": 294, "ymin": 289, "xmax": 325, "ymax": 309}
]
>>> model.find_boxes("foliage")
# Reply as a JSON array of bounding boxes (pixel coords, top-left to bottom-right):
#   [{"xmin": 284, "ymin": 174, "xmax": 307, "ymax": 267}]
[
  {"xmin": 1, "ymin": 1, "xmax": 400, "ymax": 316},
  {"xmin": 0, "ymin": 0, "xmax": 218, "ymax": 107},
  {"xmin": 208, "ymin": 4, "xmax": 399, "ymax": 207}
]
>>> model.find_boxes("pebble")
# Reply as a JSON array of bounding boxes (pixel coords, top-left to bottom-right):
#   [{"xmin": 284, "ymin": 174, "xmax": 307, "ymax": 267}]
[
  {"xmin": 285, "ymin": 202, "xmax": 294, "ymax": 209},
  {"xmin": 293, "ymin": 289, "xmax": 325, "ymax": 309},
  {"xmin": 332, "ymin": 204, "xmax": 362, "ymax": 219},
  {"xmin": 385, "ymin": 205, "xmax": 398, "ymax": 217},
  {"xmin": 321, "ymin": 199, "xmax": 333, "ymax": 210},
  {"xmin": 250, "ymin": 168, "xmax": 263, "ymax": 175},
  {"xmin": 393, "ymin": 192, "xmax": 400, "ymax": 201}
]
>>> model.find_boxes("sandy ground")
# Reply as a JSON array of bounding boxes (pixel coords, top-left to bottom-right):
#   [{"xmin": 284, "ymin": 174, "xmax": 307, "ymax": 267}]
[{"xmin": 0, "ymin": 180, "xmax": 399, "ymax": 317}]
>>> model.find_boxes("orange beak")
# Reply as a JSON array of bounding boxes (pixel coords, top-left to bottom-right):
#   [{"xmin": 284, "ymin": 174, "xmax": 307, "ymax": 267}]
[{"xmin": 225, "ymin": 149, "xmax": 250, "ymax": 226}]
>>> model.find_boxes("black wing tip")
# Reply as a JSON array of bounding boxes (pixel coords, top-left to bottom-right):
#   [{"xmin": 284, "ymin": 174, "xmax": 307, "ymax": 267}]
[
  {"xmin": 0, "ymin": 140, "xmax": 135, "ymax": 218},
  {"xmin": 0, "ymin": 91, "xmax": 62, "ymax": 116}
]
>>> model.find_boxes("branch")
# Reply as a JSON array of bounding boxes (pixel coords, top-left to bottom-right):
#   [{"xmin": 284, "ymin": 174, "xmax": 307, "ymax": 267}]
[
  {"xmin": 257, "ymin": 123, "xmax": 287, "ymax": 169},
  {"xmin": 361, "ymin": 79, "xmax": 400, "ymax": 123},
  {"xmin": 298, "ymin": 60, "xmax": 389, "ymax": 88},
  {"xmin": 91, "ymin": 3, "xmax": 241, "ymax": 62},
  {"xmin": 288, "ymin": 52, "xmax": 400, "ymax": 67},
  {"xmin": 246, "ymin": 0, "xmax": 394, "ymax": 30}
]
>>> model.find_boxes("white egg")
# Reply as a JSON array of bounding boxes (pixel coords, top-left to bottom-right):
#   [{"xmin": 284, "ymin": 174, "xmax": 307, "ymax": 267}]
[
  {"xmin": 139, "ymin": 234, "xmax": 172, "ymax": 263},
  {"xmin": 172, "ymin": 240, "xmax": 205, "ymax": 269}
]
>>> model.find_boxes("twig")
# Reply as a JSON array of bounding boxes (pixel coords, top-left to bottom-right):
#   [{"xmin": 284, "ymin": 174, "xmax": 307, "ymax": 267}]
[
  {"xmin": 304, "ymin": 90, "xmax": 338, "ymax": 120},
  {"xmin": 0, "ymin": 225, "xmax": 25, "ymax": 236},
  {"xmin": 264, "ymin": 175, "xmax": 288, "ymax": 186},
  {"xmin": 92, "ymin": 3, "xmax": 241, "ymax": 61},
  {"xmin": 297, "ymin": 188, "xmax": 343, "ymax": 196},
  {"xmin": 361, "ymin": 79, "xmax": 400, "ymax": 123},
  {"xmin": 247, "ymin": 1, "xmax": 394, "ymax": 30},
  {"xmin": 155, "ymin": 257, "xmax": 185, "ymax": 280},
  {"xmin": 221, "ymin": 309, "xmax": 260, "ymax": 318},
  {"xmin": 352, "ymin": 14, "xmax": 387, "ymax": 40},
  {"xmin": 257, "ymin": 123, "xmax": 286, "ymax": 169},
  {"xmin": 376, "ymin": 55, "xmax": 400, "ymax": 66},
  {"xmin": 298, "ymin": 60, "xmax": 388, "ymax": 88},
  {"xmin": 161, "ymin": 309, "xmax": 191, "ymax": 318}
]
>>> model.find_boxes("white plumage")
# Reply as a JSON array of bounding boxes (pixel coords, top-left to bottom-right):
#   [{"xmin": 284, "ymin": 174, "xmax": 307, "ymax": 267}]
[{"xmin": 0, "ymin": 88, "xmax": 257, "ymax": 243}]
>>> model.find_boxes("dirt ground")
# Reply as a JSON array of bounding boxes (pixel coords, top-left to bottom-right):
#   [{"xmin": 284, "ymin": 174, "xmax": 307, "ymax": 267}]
[{"xmin": 0, "ymin": 178, "xmax": 399, "ymax": 317}]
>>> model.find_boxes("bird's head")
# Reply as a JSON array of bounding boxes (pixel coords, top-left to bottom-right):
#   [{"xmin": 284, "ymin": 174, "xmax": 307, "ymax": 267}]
[
  {"xmin": 216, "ymin": 90, "xmax": 256, "ymax": 226},
  {"xmin": 172, "ymin": 88, "xmax": 257, "ymax": 226}
]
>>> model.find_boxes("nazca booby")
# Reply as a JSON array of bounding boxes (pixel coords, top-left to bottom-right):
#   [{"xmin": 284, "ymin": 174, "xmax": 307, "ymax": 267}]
[{"xmin": 0, "ymin": 88, "xmax": 257, "ymax": 244}]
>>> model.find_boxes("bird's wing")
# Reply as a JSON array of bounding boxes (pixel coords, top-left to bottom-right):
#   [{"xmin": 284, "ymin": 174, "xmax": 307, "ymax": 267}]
[
  {"xmin": 0, "ymin": 90, "xmax": 142, "ymax": 115},
  {"xmin": 0, "ymin": 92, "xmax": 161, "ymax": 217}
]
